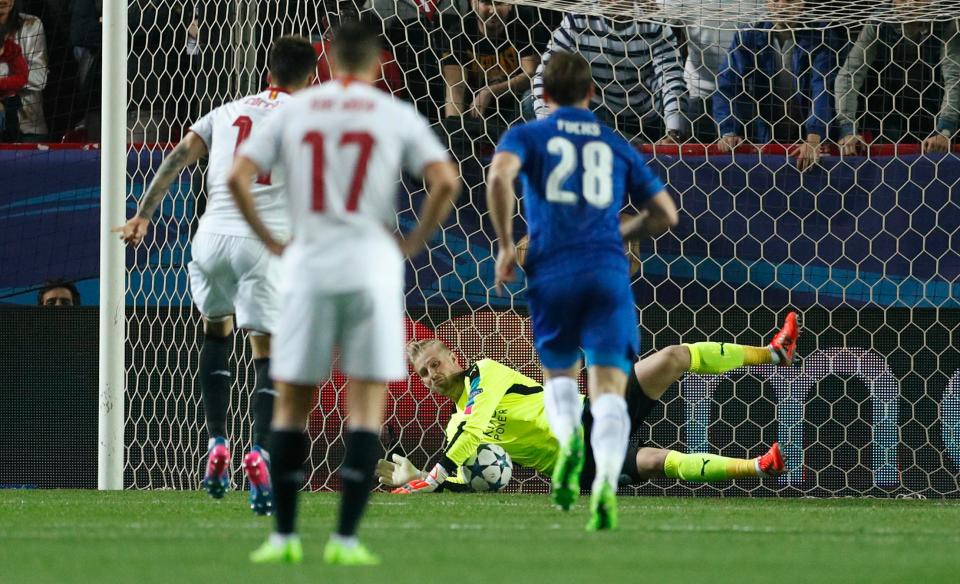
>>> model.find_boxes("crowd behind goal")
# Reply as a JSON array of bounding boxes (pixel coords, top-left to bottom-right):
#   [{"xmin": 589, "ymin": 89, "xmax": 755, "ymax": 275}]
[{"xmin": 0, "ymin": 0, "xmax": 957, "ymax": 163}]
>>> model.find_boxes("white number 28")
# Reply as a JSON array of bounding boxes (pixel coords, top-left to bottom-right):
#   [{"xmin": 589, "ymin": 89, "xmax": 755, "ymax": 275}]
[{"xmin": 545, "ymin": 137, "xmax": 613, "ymax": 208}]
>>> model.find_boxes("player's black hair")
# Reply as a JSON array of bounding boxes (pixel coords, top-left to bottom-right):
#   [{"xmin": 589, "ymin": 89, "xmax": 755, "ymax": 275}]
[
  {"xmin": 37, "ymin": 279, "xmax": 81, "ymax": 306},
  {"xmin": 267, "ymin": 35, "xmax": 318, "ymax": 87},
  {"xmin": 330, "ymin": 19, "xmax": 382, "ymax": 73},
  {"xmin": 542, "ymin": 52, "xmax": 594, "ymax": 106}
]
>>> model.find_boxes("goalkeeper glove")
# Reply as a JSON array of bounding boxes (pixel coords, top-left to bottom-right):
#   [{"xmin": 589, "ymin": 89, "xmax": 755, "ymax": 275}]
[
  {"xmin": 376, "ymin": 454, "xmax": 424, "ymax": 487},
  {"xmin": 390, "ymin": 463, "xmax": 449, "ymax": 495}
]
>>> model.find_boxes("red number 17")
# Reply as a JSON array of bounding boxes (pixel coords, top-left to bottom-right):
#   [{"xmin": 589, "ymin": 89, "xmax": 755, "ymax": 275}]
[{"xmin": 303, "ymin": 131, "xmax": 375, "ymax": 212}]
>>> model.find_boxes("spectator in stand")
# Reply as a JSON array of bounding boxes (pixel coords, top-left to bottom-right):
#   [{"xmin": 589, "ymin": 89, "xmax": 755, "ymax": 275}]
[
  {"xmin": 0, "ymin": 34, "xmax": 27, "ymax": 141},
  {"xmin": 364, "ymin": 0, "xmax": 460, "ymax": 119},
  {"xmin": 532, "ymin": 13, "xmax": 688, "ymax": 144},
  {"xmin": 313, "ymin": 7, "xmax": 404, "ymax": 96},
  {"xmin": 713, "ymin": 0, "xmax": 845, "ymax": 171},
  {"xmin": 673, "ymin": 11, "xmax": 738, "ymax": 141},
  {"xmin": 69, "ymin": 0, "xmax": 100, "ymax": 140},
  {"xmin": 37, "ymin": 279, "xmax": 80, "ymax": 307},
  {"xmin": 1, "ymin": 0, "xmax": 48, "ymax": 140},
  {"xmin": 835, "ymin": 1, "xmax": 959, "ymax": 155},
  {"xmin": 440, "ymin": 0, "xmax": 541, "ymax": 143}
]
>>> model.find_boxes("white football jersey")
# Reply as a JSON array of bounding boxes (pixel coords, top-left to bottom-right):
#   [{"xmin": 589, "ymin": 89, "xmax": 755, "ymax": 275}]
[
  {"xmin": 239, "ymin": 80, "xmax": 450, "ymax": 290},
  {"xmin": 189, "ymin": 88, "xmax": 292, "ymax": 239}
]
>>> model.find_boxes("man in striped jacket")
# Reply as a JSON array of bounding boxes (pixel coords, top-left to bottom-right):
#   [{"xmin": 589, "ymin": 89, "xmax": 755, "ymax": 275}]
[{"xmin": 531, "ymin": 12, "xmax": 688, "ymax": 144}]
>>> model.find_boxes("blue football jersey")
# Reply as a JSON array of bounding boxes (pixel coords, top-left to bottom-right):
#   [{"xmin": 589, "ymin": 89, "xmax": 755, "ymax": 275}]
[{"xmin": 496, "ymin": 106, "xmax": 665, "ymax": 279}]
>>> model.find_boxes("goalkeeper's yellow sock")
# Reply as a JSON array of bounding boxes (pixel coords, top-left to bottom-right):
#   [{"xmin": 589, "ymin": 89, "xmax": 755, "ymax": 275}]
[
  {"xmin": 663, "ymin": 451, "xmax": 759, "ymax": 482},
  {"xmin": 684, "ymin": 342, "xmax": 773, "ymax": 375}
]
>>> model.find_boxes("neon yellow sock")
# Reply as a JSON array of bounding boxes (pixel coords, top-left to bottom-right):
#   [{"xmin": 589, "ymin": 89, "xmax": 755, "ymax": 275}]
[
  {"xmin": 663, "ymin": 451, "xmax": 758, "ymax": 482},
  {"xmin": 685, "ymin": 342, "xmax": 745, "ymax": 374}
]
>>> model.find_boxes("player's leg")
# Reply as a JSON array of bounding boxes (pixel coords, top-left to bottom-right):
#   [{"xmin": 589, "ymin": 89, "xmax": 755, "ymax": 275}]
[
  {"xmin": 632, "ymin": 444, "xmax": 786, "ymax": 481},
  {"xmin": 249, "ymin": 381, "xmax": 311, "ymax": 564},
  {"xmin": 199, "ymin": 316, "xmax": 235, "ymax": 499},
  {"xmin": 324, "ymin": 283, "xmax": 404, "ymax": 566},
  {"xmin": 235, "ymin": 245, "xmax": 281, "ymax": 514},
  {"xmin": 324, "ymin": 378, "xmax": 385, "ymax": 566},
  {"xmin": 188, "ymin": 235, "xmax": 240, "ymax": 499},
  {"xmin": 529, "ymin": 280, "xmax": 588, "ymax": 510},
  {"xmin": 241, "ymin": 332, "xmax": 275, "ymax": 515},
  {"xmin": 631, "ymin": 311, "xmax": 800, "ymax": 400},
  {"xmin": 583, "ymin": 364, "xmax": 629, "ymax": 531},
  {"xmin": 251, "ymin": 287, "xmax": 333, "ymax": 564},
  {"xmin": 580, "ymin": 269, "xmax": 639, "ymax": 531}
]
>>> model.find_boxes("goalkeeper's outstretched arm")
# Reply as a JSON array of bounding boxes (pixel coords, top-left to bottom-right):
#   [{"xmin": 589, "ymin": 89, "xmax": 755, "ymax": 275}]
[{"xmin": 112, "ymin": 132, "xmax": 208, "ymax": 246}]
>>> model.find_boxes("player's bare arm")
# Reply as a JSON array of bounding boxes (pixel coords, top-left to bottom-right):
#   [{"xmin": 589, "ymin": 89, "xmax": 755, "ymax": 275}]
[
  {"xmin": 619, "ymin": 190, "xmax": 679, "ymax": 243},
  {"xmin": 227, "ymin": 156, "xmax": 284, "ymax": 256},
  {"xmin": 399, "ymin": 160, "xmax": 461, "ymax": 258},
  {"xmin": 486, "ymin": 151, "xmax": 522, "ymax": 293},
  {"xmin": 112, "ymin": 132, "xmax": 208, "ymax": 246}
]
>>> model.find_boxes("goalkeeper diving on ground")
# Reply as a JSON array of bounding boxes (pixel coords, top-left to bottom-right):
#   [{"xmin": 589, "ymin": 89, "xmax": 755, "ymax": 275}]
[{"xmin": 378, "ymin": 311, "xmax": 796, "ymax": 495}]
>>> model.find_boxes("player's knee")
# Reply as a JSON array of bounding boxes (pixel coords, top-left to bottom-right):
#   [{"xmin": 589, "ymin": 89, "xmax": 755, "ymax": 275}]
[
  {"xmin": 634, "ymin": 448, "xmax": 667, "ymax": 478},
  {"xmin": 203, "ymin": 316, "xmax": 233, "ymax": 337},
  {"xmin": 663, "ymin": 345, "xmax": 691, "ymax": 375},
  {"xmin": 272, "ymin": 383, "xmax": 312, "ymax": 429},
  {"xmin": 248, "ymin": 332, "xmax": 271, "ymax": 359}
]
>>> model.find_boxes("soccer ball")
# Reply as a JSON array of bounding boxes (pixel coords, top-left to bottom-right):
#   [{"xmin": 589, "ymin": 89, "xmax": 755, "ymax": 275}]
[{"xmin": 460, "ymin": 444, "xmax": 513, "ymax": 492}]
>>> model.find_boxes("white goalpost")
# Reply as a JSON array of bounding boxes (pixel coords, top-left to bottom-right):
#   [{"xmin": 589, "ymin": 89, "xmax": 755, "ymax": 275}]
[{"xmin": 98, "ymin": 0, "xmax": 127, "ymax": 490}]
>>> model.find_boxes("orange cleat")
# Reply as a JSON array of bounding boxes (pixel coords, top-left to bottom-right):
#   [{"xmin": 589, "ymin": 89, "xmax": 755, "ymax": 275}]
[
  {"xmin": 756, "ymin": 442, "xmax": 786, "ymax": 477},
  {"xmin": 768, "ymin": 311, "xmax": 800, "ymax": 366}
]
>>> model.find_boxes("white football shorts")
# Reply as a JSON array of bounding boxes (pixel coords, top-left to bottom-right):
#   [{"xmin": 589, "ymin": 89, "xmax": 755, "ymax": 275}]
[
  {"xmin": 271, "ymin": 282, "xmax": 406, "ymax": 385},
  {"xmin": 187, "ymin": 231, "xmax": 281, "ymax": 333}
]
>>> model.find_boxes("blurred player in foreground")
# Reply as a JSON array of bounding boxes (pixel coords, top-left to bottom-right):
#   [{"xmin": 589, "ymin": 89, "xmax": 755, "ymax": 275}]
[
  {"xmin": 380, "ymin": 312, "xmax": 796, "ymax": 495},
  {"xmin": 486, "ymin": 52, "xmax": 678, "ymax": 530},
  {"xmin": 228, "ymin": 22, "xmax": 461, "ymax": 566},
  {"xmin": 114, "ymin": 36, "xmax": 318, "ymax": 515}
]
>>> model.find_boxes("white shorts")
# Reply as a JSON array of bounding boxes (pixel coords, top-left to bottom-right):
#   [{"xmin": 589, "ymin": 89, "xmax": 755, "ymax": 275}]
[
  {"xmin": 271, "ymin": 283, "xmax": 406, "ymax": 385},
  {"xmin": 188, "ymin": 231, "xmax": 281, "ymax": 333}
]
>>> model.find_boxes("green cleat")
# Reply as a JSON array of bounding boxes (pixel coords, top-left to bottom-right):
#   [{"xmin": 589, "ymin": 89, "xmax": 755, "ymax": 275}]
[
  {"xmin": 323, "ymin": 539, "xmax": 381, "ymax": 566},
  {"xmin": 586, "ymin": 481, "xmax": 619, "ymax": 532},
  {"xmin": 249, "ymin": 536, "xmax": 303, "ymax": 564},
  {"xmin": 551, "ymin": 427, "xmax": 585, "ymax": 511}
]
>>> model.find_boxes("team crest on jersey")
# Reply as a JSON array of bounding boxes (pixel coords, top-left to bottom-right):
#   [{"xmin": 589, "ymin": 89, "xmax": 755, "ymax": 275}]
[{"xmin": 464, "ymin": 386, "xmax": 483, "ymax": 415}]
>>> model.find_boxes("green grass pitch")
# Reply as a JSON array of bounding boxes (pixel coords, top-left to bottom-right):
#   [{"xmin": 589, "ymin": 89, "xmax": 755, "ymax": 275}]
[{"xmin": 3, "ymin": 491, "xmax": 959, "ymax": 584}]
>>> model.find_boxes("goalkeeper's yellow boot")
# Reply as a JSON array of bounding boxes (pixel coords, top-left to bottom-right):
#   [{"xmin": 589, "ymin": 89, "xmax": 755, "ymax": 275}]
[
  {"xmin": 586, "ymin": 480, "xmax": 618, "ymax": 532},
  {"xmin": 323, "ymin": 538, "xmax": 381, "ymax": 566},
  {"xmin": 249, "ymin": 535, "xmax": 303, "ymax": 564},
  {"xmin": 551, "ymin": 427, "xmax": 585, "ymax": 511}
]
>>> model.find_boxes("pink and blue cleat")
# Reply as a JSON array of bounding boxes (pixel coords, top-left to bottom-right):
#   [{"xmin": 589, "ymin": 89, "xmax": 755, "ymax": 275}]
[
  {"xmin": 202, "ymin": 437, "xmax": 231, "ymax": 499},
  {"xmin": 243, "ymin": 446, "xmax": 273, "ymax": 515}
]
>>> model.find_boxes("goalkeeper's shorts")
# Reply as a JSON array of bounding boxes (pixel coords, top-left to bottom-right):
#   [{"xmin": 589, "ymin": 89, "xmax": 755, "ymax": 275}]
[{"xmin": 580, "ymin": 368, "xmax": 658, "ymax": 486}]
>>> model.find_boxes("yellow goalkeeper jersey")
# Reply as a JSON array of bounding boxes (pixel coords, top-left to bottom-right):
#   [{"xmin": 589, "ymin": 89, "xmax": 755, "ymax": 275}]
[{"xmin": 442, "ymin": 359, "xmax": 564, "ymax": 476}]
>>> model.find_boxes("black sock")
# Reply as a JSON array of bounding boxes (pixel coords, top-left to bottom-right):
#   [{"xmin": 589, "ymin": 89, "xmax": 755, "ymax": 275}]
[
  {"xmin": 270, "ymin": 429, "xmax": 308, "ymax": 535},
  {"xmin": 199, "ymin": 332, "xmax": 231, "ymax": 440},
  {"xmin": 251, "ymin": 357, "xmax": 274, "ymax": 449},
  {"xmin": 337, "ymin": 429, "xmax": 381, "ymax": 538}
]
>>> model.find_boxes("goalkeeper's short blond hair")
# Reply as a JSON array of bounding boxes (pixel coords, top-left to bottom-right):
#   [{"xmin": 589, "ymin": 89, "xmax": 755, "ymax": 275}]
[{"xmin": 406, "ymin": 339, "xmax": 451, "ymax": 363}]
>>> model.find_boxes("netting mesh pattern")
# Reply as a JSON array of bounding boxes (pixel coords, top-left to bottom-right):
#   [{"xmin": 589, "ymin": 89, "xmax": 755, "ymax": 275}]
[{"xmin": 121, "ymin": 2, "xmax": 960, "ymax": 497}]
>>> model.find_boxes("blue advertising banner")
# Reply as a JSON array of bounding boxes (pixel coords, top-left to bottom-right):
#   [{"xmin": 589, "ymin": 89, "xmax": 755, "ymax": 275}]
[{"xmin": 2, "ymin": 147, "xmax": 957, "ymax": 309}]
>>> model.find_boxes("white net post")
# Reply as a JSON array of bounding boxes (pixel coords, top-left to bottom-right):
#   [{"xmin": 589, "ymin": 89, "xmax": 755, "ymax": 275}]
[{"xmin": 98, "ymin": 0, "xmax": 128, "ymax": 490}]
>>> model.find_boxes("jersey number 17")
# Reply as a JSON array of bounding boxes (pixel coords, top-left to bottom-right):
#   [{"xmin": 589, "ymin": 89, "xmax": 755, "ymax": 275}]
[{"xmin": 545, "ymin": 137, "xmax": 613, "ymax": 208}]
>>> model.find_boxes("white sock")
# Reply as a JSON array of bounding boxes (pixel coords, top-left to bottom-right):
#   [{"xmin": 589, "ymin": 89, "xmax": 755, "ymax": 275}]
[
  {"xmin": 768, "ymin": 347, "xmax": 781, "ymax": 365},
  {"xmin": 588, "ymin": 394, "xmax": 630, "ymax": 491},
  {"xmin": 330, "ymin": 533, "xmax": 358, "ymax": 549},
  {"xmin": 207, "ymin": 437, "xmax": 229, "ymax": 451},
  {"xmin": 543, "ymin": 376, "xmax": 583, "ymax": 445},
  {"xmin": 269, "ymin": 532, "xmax": 297, "ymax": 546}
]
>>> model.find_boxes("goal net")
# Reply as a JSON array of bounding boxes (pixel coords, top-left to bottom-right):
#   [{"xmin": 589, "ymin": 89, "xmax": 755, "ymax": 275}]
[{"xmin": 119, "ymin": 0, "xmax": 960, "ymax": 497}]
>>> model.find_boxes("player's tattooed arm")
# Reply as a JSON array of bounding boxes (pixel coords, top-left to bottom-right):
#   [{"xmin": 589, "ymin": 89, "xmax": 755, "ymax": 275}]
[
  {"xmin": 136, "ymin": 133, "xmax": 208, "ymax": 219},
  {"xmin": 113, "ymin": 132, "xmax": 207, "ymax": 246}
]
